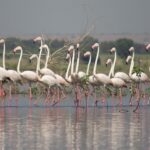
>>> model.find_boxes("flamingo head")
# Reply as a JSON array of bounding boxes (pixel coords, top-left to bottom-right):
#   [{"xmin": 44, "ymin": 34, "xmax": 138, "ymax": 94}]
[
  {"xmin": 110, "ymin": 47, "xmax": 116, "ymax": 53},
  {"xmin": 0, "ymin": 39, "xmax": 5, "ymax": 44},
  {"xmin": 146, "ymin": 43, "xmax": 150, "ymax": 52},
  {"xmin": 91, "ymin": 43, "xmax": 99, "ymax": 50},
  {"xmin": 33, "ymin": 36, "xmax": 42, "ymax": 43},
  {"xmin": 105, "ymin": 58, "xmax": 112, "ymax": 67},
  {"xmin": 66, "ymin": 53, "xmax": 71, "ymax": 61},
  {"xmin": 41, "ymin": 44, "xmax": 48, "ymax": 50},
  {"xmin": 126, "ymin": 55, "xmax": 132, "ymax": 64},
  {"xmin": 30, "ymin": 54, "xmax": 38, "ymax": 60},
  {"xmin": 129, "ymin": 47, "xmax": 134, "ymax": 54},
  {"xmin": 76, "ymin": 43, "xmax": 80, "ymax": 50},
  {"xmin": 84, "ymin": 51, "xmax": 91, "ymax": 57},
  {"xmin": 68, "ymin": 45, "xmax": 74, "ymax": 53},
  {"xmin": 13, "ymin": 46, "xmax": 22, "ymax": 54}
]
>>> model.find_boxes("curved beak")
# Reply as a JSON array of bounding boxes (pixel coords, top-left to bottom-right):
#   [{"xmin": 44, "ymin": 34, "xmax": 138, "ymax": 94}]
[{"xmin": 29, "ymin": 59, "xmax": 32, "ymax": 63}]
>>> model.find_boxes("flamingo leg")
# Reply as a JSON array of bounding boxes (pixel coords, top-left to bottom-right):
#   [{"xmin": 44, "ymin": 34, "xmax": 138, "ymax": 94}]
[
  {"xmin": 52, "ymin": 87, "xmax": 60, "ymax": 106},
  {"xmin": 102, "ymin": 87, "xmax": 106, "ymax": 106},
  {"xmin": 111, "ymin": 88, "xmax": 115, "ymax": 107},
  {"xmin": 29, "ymin": 87, "xmax": 32, "ymax": 107},
  {"xmin": 85, "ymin": 89, "xmax": 89, "ymax": 108},
  {"xmin": 44, "ymin": 88, "xmax": 50, "ymax": 106},
  {"xmin": 119, "ymin": 88, "xmax": 123, "ymax": 112},
  {"xmin": 0, "ymin": 81, "xmax": 5, "ymax": 97},
  {"xmin": 8, "ymin": 85, "xmax": 12, "ymax": 106}
]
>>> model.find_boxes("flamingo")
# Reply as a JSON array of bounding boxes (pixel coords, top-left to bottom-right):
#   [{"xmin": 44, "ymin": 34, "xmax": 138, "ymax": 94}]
[
  {"xmin": 13, "ymin": 46, "xmax": 39, "ymax": 104},
  {"xmin": 83, "ymin": 51, "xmax": 92, "ymax": 76},
  {"xmin": 65, "ymin": 53, "xmax": 72, "ymax": 83},
  {"xmin": 0, "ymin": 39, "xmax": 8, "ymax": 97},
  {"xmin": 110, "ymin": 47, "xmax": 131, "ymax": 83},
  {"xmin": 0, "ymin": 39, "xmax": 22, "ymax": 102},
  {"xmin": 37, "ymin": 44, "xmax": 56, "ymax": 77},
  {"xmin": 33, "ymin": 36, "xmax": 56, "ymax": 77},
  {"xmin": 40, "ymin": 44, "xmax": 68, "ymax": 105},
  {"xmin": 127, "ymin": 47, "xmax": 149, "ymax": 83},
  {"xmin": 91, "ymin": 43, "xmax": 113, "ymax": 106},
  {"xmin": 29, "ymin": 54, "xmax": 60, "ymax": 105},
  {"xmin": 106, "ymin": 58, "xmax": 127, "ymax": 108},
  {"xmin": 75, "ymin": 43, "xmax": 86, "ymax": 80},
  {"xmin": 126, "ymin": 47, "xmax": 149, "ymax": 109}
]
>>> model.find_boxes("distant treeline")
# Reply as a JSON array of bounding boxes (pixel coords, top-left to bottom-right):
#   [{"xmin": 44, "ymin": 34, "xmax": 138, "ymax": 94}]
[{"xmin": 0, "ymin": 36, "xmax": 147, "ymax": 60}]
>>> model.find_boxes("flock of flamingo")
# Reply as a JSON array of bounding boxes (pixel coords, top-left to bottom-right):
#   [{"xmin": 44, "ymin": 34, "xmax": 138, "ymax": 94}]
[{"xmin": 0, "ymin": 36, "xmax": 150, "ymax": 111}]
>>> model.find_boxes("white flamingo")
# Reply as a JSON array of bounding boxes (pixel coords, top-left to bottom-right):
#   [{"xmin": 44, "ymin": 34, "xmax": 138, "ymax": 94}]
[
  {"xmin": 0, "ymin": 39, "xmax": 8, "ymax": 96},
  {"xmin": 127, "ymin": 47, "xmax": 149, "ymax": 82},
  {"xmin": 29, "ymin": 54, "xmax": 60, "ymax": 105},
  {"xmin": 75, "ymin": 43, "xmax": 86, "ymax": 80},
  {"xmin": 92, "ymin": 43, "xmax": 112, "ymax": 86},
  {"xmin": 89, "ymin": 43, "xmax": 112, "ymax": 106},
  {"xmin": 126, "ymin": 47, "xmax": 149, "ymax": 106},
  {"xmin": 33, "ymin": 36, "xmax": 55, "ymax": 76},
  {"xmin": 0, "ymin": 39, "xmax": 22, "ymax": 102},
  {"xmin": 106, "ymin": 58, "xmax": 127, "ymax": 108},
  {"xmin": 38, "ymin": 44, "xmax": 55, "ymax": 77},
  {"xmin": 110, "ymin": 47, "xmax": 131, "ymax": 83},
  {"xmin": 83, "ymin": 51, "xmax": 92, "ymax": 76},
  {"xmin": 65, "ymin": 53, "xmax": 72, "ymax": 83},
  {"xmin": 13, "ymin": 46, "xmax": 39, "ymax": 101}
]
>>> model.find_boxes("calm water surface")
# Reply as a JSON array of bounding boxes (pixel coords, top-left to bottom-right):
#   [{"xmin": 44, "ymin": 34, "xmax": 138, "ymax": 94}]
[{"xmin": 0, "ymin": 95, "xmax": 150, "ymax": 150}]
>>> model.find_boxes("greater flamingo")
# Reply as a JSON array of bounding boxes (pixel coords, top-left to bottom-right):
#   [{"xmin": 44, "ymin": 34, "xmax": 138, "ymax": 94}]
[
  {"xmin": 38, "ymin": 44, "xmax": 56, "ymax": 77},
  {"xmin": 0, "ymin": 39, "xmax": 8, "ymax": 97},
  {"xmin": 13, "ymin": 46, "xmax": 39, "ymax": 104},
  {"xmin": 29, "ymin": 54, "xmax": 60, "ymax": 105},
  {"xmin": 110, "ymin": 47, "xmax": 131, "ymax": 83},
  {"xmin": 106, "ymin": 58, "xmax": 127, "ymax": 109},
  {"xmin": 91, "ymin": 43, "xmax": 112, "ymax": 106},
  {"xmin": 0, "ymin": 39, "xmax": 22, "ymax": 104},
  {"xmin": 126, "ymin": 47, "xmax": 149, "ymax": 110}
]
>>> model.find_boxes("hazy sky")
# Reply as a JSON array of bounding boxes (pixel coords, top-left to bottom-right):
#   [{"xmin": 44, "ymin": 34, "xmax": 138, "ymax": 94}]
[{"xmin": 0, "ymin": 0, "xmax": 150, "ymax": 36}]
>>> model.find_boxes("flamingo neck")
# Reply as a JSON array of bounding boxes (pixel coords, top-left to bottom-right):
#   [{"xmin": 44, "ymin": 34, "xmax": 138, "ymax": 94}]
[
  {"xmin": 86, "ymin": 55, "xmax": 91, "ymax": 75},
  {"xmin": 111, "ymin": 51, "xmax": 117, "ymax": 77},
  {"xmin": 93, "ymin": 46, "xmax": 99, "ymax": 75},
  {"xmin": 35, "ymin": 56, "xmax": 39, "ymax": 75},
  {"xmin": 71, "ymin": 48, "xmax": 75, "ymax": 74},
  {"xmin": 44, "ymin": 47, "xmax": 50, "ymax": 69},
  {"xmin": 17, "ymin": 48, "xmax": 23, "ymax": 74},
  {"xmin": 108, "ymin": 63, "xmax": 113, "ymax": 78},
  {"xmin": 40, "ymin": 40, "xmax": 43, "ymax": 47},
  {"xmin": 75, "ymin": 50, "xmax": 80, "ymax": 74},
  {"xmin": 65, "ymin": 57, "xmax": 72, "ymax": 79},
  {"xmin": 37, "ymin": 47, "xmax": 44, "ymax": 71},
  {"xmin": 2, "ymin": 42, "xmax": 6, "ymax": 69},
  {"xmin": 129, "ymin": 51, "xmax": 135, "ymax": 76}
]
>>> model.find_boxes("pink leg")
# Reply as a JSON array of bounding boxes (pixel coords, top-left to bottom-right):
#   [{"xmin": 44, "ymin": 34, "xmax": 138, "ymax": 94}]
[
  {"xmin": 102, "ymin": 88, "xmax": 106, "ymax": 107},
  {"xmin": 8, "ymin": 85, "xmax": 12, "ymax": 106},
  {"xmin": 44, "ymin": 88, "xmax": 50, "ymax": 106},
  {"xmin": 85, "ymin": 90, "xmax": 89, "ymax": 108},
  {"xmin": 119, "ymin": 88, "xmax": 123, "ymax": 112},
  {"xmin": 111, "ymin": 89, "xmax": 114, "ymax": 107}
]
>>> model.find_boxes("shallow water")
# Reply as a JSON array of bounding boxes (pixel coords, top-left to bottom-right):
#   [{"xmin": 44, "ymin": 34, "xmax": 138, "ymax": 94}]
[{"xmin": 0, "ymin": 95, "xmax": 150, "ymax": 150}]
